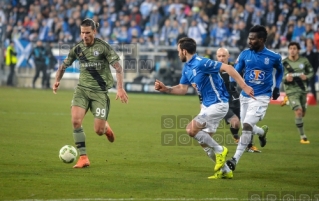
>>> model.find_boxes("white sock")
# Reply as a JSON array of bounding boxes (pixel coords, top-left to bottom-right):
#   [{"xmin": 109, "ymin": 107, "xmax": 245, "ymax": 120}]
[
  {"xmin": 233, "ymin": 130, "xmax": 252, "ymax": 163},
  {"xmin": 194, "ymin": 131, "xmax": 223, "ymax": 153},
  {"xmin": 221, "ymin": 164, "xmax": 231, "ymax": 173},
  {"xmin": 204, "ymin": 147, "xmax": 231, "ymax": 173},
  {"xmin": 203, "ymin": 147, "xmax": 216, "ymax": 162},
  {"xmin": 253, "ymin": 125, "xmax": 264, "ymax": 137}
]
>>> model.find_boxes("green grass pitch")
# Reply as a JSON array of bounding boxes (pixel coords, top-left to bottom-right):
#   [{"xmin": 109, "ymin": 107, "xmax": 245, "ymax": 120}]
[{"xmin": 0, "ymin": 87, "xmax": 318, "ymax": 200}]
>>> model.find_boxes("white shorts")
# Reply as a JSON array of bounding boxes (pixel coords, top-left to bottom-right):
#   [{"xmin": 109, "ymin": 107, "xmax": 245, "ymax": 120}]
[
  {"xmin": 240, "ymin": 95, "xmax": 270, "ymax": 127},
  {"xmin": 194, "ymin": 102, "xmax": 228, "ymax": 133}
]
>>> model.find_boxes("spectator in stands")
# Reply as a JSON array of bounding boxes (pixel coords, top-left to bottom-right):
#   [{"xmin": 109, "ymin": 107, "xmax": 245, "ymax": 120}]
[
  {"xmin": 302, "ymin": 38, "xmax": 319, "ymax": 101},
  {"xmin": 237, "ymin": 21, "xmax": 248, "ymax": 51},
  {"xmin": 100, "ymin": 20, "xmax": 112, "ymax": 40},
  {"xmin": 314, "ymin": 25, "xmax": 319, "ymax": 50},
  {"xmin": 45, "ymin": 42, "xmax": 57, "ymax": 89},
  {"xmin": 159, "ymin": 19, "xmax": 172, "ymax": 46},
  {"xmin": 127, "ymin": 20, "xmax": 142, "ymax": 43},
  {"xmin": 302, "ymin": 24, "xmax": 315, "ymax": 40},
  {"xmin": 28, "ymin": 40, "xmax": 48, "ymax": 89},
  {"xmin": 276, "ymin": 14, "xmax": 287, "ymax": 35},
  {"xmin": 1, "ymin": 0, "xmax": 318, "ymax": 61},
  {"xmin": 6, "ymin": 41, "xmax": 17, "ymax": 86},
  {"xmin": 188, "ymin": 20, "xmax": 202, "ymax": 46},
  {"xmin": 149, "ymin": 6, "xmax": 162, "ymax": 33},
  {"xmin": 292, "ymin": 19, "xmax": 306, "ymax": 42},
  {"xmin": 264, "ymin": 3, "xmax": 276, "ymax": 27},
  {"xmin": 210, "ymin": 20, "xmax": 229, "ymax": 47},
  {"xmin": 229, "ymin": 23, "xmax": 240, "ymax": 47},
  {"xmin": 176, "ymin": 26, "xmax": 187, "ymax": 44},
  {"xmin": 285, "ymin": 24, "xmax": 294, "ymax": 43}
]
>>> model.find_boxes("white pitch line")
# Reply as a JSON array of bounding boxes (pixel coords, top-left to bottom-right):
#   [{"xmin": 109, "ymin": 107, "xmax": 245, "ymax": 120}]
[
  {"xmin": 0, "ymin": 111, "xmax": 69, "ymax": 116},
  {"xmin": 5, "ymin": 198, "xmax": 239, "ymax": 201}
]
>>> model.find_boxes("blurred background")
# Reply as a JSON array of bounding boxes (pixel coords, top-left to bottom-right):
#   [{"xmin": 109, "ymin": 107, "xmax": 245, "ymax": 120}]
[{"xmin": 0, "ymin": 0, "xmax": 318, "ymax": 98}]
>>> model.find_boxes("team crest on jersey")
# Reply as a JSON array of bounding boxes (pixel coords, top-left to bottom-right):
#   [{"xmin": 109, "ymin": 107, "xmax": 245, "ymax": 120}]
[
  {"xmin": 93, "ymin": 50, "xmax": 100, "ymax": 56},
  {"xmin": 264, "ymin": 57, "xmax": 269, "ymax": 65},
  {"xmin": 193, "ymin": 69, "xmax": 197, "ymax": 76},
  {"xmin": 92, "ymin": 45, "xmax": 103, "ymax": 57},
  {"xmin": 299, "ymin": 64, "xmax": 304, "ymax": 69}
]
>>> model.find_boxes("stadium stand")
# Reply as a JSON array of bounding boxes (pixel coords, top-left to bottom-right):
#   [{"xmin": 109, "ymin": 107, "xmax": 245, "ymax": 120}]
[{"xmin": 0, "ymin": 0, "xmax": 318, "ymax": 93}]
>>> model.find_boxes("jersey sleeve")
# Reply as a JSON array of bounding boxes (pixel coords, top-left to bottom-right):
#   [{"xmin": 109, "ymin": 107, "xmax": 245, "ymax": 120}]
[
  {"xmin": 104, "ymin": 43, "xmax": 120, "ymax": 65},
  {"xmin": 304, "ymin": 58, "xmax": 314, "ymax": 80},
  {"xmin": 179, "ymin": 66, "xmax": 190, "ymax": 85},
  {"xmin": 230, "ymin": 52, "xmax": 245, "ymax": 82},
  {"xmin": 234, "ymin": 52, "xmax": 245, "ymax": 74},
  {"xmin": 274, "ymin": 54, "xmax": 284, "ymax": 88},
  {"xmin": 200, "ymin": 58, "xmax": 222, "ymax": 74},
  {"xmin": 63, "ymin": 47, "xmax": 77, "ymax": 67}
]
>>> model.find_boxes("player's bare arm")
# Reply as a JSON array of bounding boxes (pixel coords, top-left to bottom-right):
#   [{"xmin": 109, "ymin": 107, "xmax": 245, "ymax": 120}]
[
  {"xmin": 221, "ymin": 64, "xmax": 255, "ymax": 98},
  {"xmin": 155, "ymin": 79, "xmax": 188, "ymax": 95},
  {"xmin": 53, "ymin": 64, "xmax": 66, "ymax": 94},
  {"xmin": 112, "ymin": 61, "xmax": 128, "ymax": 103}
]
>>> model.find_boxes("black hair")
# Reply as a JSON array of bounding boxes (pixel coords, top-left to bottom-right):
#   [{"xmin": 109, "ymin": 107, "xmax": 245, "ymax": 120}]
[
  {"xmin": 178, "ymin": 37, "xmax": 196, "ymax": 54},
  {"xmin": 288, "ymin": 41, "xmax": 301, "ymax": 50},
  {"xmin": 249, "ymin": 25, "xmax": 268, "ymax": 42},
  {"xmin": 81, "ymin": 18, "xmax": 99, "ymax": 30}
]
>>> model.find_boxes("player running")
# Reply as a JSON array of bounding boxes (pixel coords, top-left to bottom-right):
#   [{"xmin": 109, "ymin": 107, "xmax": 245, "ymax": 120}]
[{"xmin": 53, "ymin": 18, "xmax": 128, "ymax": 168}]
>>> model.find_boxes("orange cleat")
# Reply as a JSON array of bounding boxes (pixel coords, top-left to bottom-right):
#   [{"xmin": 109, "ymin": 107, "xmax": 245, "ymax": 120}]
[
  {"xmin": 105, "ymin": 121, "xmax": 115, "ymax": 143},
  {"xmin": 73, "ymin": 155, "xmax": 90, "ymax": 168},
  {"xmin": 281, "ymin": 95, "xmax": 289, "ymax": 107}
]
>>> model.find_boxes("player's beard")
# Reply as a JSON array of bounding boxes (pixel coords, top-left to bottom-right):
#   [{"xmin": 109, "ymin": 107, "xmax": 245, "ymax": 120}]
[
  {"xmin": 83, "ymin": 37, "xmax": 93, "ymax": 46},
  {"xmin": 180, "ymin": 54, "xmax": 187, "ymax": 62}
]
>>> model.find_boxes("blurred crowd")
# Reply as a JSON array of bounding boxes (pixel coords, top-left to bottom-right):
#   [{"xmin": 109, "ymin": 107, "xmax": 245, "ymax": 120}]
[{"xmin": 0, "ymin": 0, "xmax": 319, "ymax": 51}]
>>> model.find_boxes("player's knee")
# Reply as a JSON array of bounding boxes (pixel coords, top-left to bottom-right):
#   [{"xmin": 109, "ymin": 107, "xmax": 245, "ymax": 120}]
[
  {"xmin": 186, "ymin": 120, "xmax": 204, "ymax": 137},
  {"xmin": 230, "ymin": 117, "xmax": 240, "ymax": 129},
  {"xmin": 186, "ymin": 123, "xmax": 200, "ymax": 137},
  {"xmin": 72, "ymin": 118, "xmax": 82, "ymax": 129},
  {"xmin": 242, "ymin": 123, "xmax": 252, "ymax": 131},
  {"xmin": 294, "ymin": 108, "xmax": 303, "ymax": 117},
  {"xmin": 94, "ymin": 127, "xmax": 104, "ymax": 136},
  {"xmin": 186, "ymin": 127, "xmax": 197, "ymax": 137}
]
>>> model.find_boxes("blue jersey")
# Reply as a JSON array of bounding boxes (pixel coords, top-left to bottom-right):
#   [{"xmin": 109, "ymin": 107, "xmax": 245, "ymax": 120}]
[
  {"xmin": 180, "ymin": 54, "xmax": 229, "ymax": 107},
  {"xmin": 234, "ymin": 47, "xmax": 284, "ymax": 97}
]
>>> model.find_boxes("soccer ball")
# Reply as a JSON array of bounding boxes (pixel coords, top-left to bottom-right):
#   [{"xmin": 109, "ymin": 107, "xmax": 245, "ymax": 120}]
[{"xmin": 59, "ymin": 145, "xmax": 78, "ymax": 163}]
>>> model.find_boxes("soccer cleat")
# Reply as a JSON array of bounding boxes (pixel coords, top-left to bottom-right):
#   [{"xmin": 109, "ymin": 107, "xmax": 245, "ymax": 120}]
[
  {"xmin": 208, "ymin": 170, "xmax": 233, "ymax": 179},
  {"xmin": 73, "ymin": 155, "xmax": 90, "ymax": 168},
  {"xmin": 105, "ymin": 121, "xmax": 115, "ymax": 143},
  {"xmin": 214, "ymin": 146, "xmax": 228, "ymax": 172},
  {"xmin": 300, "ymin": 138, "xmax": 310, "ymax": 144},
  {"xmin": 246, "ymin": 145, "xmax": 261, "ymax": 153},
  {"xmin": 226, "ymin": 157, "xmax": 237, "ymax": 171},
  {"xmin": 280, "ymin": 96, "xmax": 289, "ymax": 107},
  {"xmin": 233, "ymin": 138, "xmax": 239, "ymax": 144},
  {"xmin": 259, "ymin": 125, "xmax": 268, "ymax": 147}
]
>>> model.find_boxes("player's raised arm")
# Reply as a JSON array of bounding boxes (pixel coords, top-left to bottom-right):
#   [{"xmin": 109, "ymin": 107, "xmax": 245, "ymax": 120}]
[
  {"xmin": 154, "ymin": 79, "xmax": 189, "ymax": 95},
  {"xmin": 111, "ymin": 61, "xmax": 128, "ymax": 103},
  {"xmin": 221, "ymin": 63, "xmax": 255, "ymax": 99}
]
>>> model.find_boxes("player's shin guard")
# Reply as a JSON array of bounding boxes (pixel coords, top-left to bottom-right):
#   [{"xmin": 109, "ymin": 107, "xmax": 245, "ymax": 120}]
[
  {"xmin": 194, "ymin": 131, "xmax": 223, "ymax": 153},
  {"xmin": 73, "ymin": 127, "xmax": 87, "ymax": 155},
  {"xmin": 295, "ymin": 117, "xmax": 305, "ymax": 137},
  {"xmin": 230, "ymin": 127, "xmax": 240, "ymax": 140},
  {"xmin": 233, "ymin": 130, "xmax": 251, "ymax": 163},
  {"xmin": 203, "ymin": 147, "xmax": 216, "ymax": 162}
]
